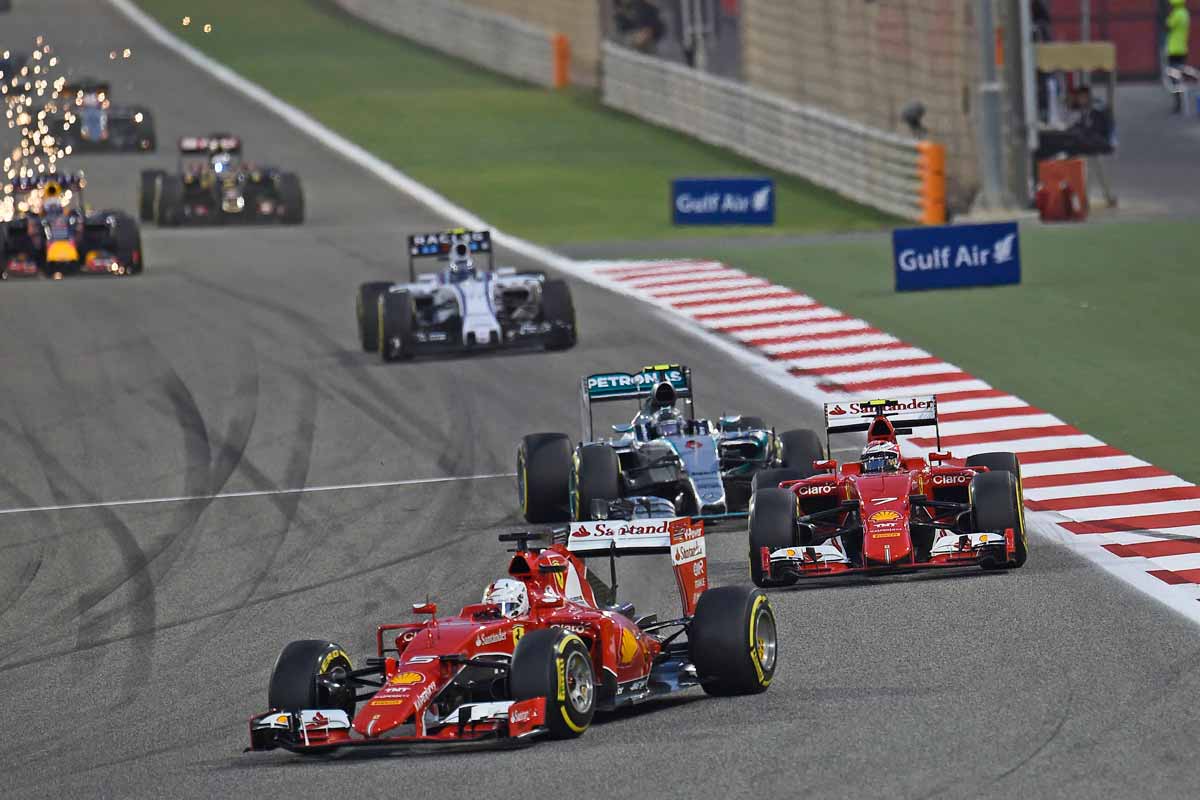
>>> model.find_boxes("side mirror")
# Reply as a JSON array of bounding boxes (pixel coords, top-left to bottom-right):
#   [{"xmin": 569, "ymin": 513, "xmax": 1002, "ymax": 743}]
[
  {"xmin": 412, "ymin": 602, "xmax": 438, "ymax": 616},
  {"xmin": 928, "ymin": 451, "xmax": 953, "ymax": 464},
  {"xmin": 611, "ymin": 423, "xmax": 634, "ymax": 435},
  {"xmin": 814, "ymin": 459, "xmax": 838, "ymax": 472},
  {"xmin": 534, "ymin": 591, "xmax": 565, "ymax": 609}
]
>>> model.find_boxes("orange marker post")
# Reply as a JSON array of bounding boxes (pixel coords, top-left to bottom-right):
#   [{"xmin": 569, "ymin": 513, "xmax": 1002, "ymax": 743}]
[
  {"xmin": 917, "ymin": 141, "xmax": 946, "ymax": 225},
  {"xmin": 552, "ymin": 34, "xmax": 570, "ymax": 89}
]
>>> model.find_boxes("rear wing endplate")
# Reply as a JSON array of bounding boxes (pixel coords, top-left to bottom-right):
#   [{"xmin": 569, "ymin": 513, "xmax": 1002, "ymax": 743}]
[
  {"xmin": 579, "ymin": 364, "xmax": 692, "ymax": 441},
  {"xmin": 823, "ymin": 396, "xmax": 941, "ymax": 451},
  {"xmin": 406, "ymin": 229, "xmax": 493, "ymax": 281},
  {"xmin": 566, "ymin": 517, "xmax": 708, "ymax": 617}
]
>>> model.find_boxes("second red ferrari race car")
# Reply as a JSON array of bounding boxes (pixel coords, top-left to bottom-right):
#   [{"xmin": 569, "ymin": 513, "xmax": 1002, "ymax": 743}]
[
  {"xmin": 248, "ymin": 519, "xmax": 777, "ymax": 754},
  {"xmin": 748, "ymin": 396, "xmax": 1027, "ymax": 587}
]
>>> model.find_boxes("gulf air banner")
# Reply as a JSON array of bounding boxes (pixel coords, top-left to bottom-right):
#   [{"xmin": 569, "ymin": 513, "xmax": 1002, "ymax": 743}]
[{"xmin": 893, "ymin": 221, "xmax": 1020, "ymax": 291}]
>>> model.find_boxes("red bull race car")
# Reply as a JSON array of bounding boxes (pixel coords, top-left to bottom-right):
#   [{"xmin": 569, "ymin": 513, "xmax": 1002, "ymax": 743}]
[
  {"xmin": 748, "ymin": 396, "xmax": 1027, "ymax": 587},
  {"xmin": 248, "ymin": 520, "xmax": 777, "ymax": 754},
  {"xmin": 0, "ymin": 173, "xmax": 143, "ymax": 279}
]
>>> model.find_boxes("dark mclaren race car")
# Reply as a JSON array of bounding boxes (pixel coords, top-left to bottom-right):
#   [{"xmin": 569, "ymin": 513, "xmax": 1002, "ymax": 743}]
[
  {"xmin": 1, "ymin": 173, "xmax": 143, "ymax": 279},
  {"xmin": 139, "ymin": 134, "xmax": 303, "ymax": 226},
  {"xmin": 248, "ymin": 522, "xmax": 777, "ymax": 754},
  {"xmin": 51, "ymin": 79, "xmax": 156, "ymax": 153},
  {"xmin": 748, "ymin": 396, "xmax": 1028, "ymax": 587}
]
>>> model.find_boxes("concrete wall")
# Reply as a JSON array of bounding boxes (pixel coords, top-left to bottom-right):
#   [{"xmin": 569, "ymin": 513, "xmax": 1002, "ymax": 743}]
[
  {"xmin": 460, "ymin": 0, "xmax": 604, "ymax": 86},
  {"xmin": 742, "ymin": 0, "xmax": 987, "ymax": 212}
]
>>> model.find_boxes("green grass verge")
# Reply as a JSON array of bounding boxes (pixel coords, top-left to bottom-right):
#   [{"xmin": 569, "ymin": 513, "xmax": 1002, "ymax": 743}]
[
  {"xmin": 660, "ymin": 221, "xmax": 1197, "ymax": 483},
  {"xmin": 134, "ymin": 0, "xmax": 893, "ymax": 243}
]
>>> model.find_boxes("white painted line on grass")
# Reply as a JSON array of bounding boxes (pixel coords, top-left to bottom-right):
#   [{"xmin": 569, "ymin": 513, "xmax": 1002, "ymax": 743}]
[{"xmin": 0, "ymin": 473, "xmax": 517, "ymax": 516}]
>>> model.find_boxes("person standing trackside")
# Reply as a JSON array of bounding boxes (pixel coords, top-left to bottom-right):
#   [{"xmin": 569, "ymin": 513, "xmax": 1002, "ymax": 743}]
[{"xmin": 1167, "ymin": 0, "xmax": 1191, "ymax": 113}]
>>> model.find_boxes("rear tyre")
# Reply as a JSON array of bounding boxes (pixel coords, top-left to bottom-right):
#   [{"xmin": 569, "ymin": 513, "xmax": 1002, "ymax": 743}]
[
  {"xmin": 541, "ymin": 279, "xmax": 576, "ymax": 351},
  {"xmin": 689, "ymin": 585, "xmax": 777, "ymax": 695},
  {"xmin": 518, "ymin": 432, "xmax": 572, "ymax": 523},
  {"xmin": 278, "ymin": 172, "xmax": 304, "ymax": 224},
  {"xmin": 751, "ymin": 467, "xmax": 807, "ymax": 494},
  {"xmin": 574, "ymin": 445, "xmax": 620, "ymax": 520},
  {"xmin": 971, "ymin": 470, "xmax": 1027, "ymax": 569},
  {"xmin": 138, "ymin": 169, "xmax": 164, "ymax": 221},
  {"xmin": 379, "ymin": 290, "xmax": 415, "ymax": 362},
  {"xmin": 108, "ymin": 211, "xmax": 143, "ymax": 275},
  {"xmin": 748, "ymin": 487, "xmax": 799, "ymax": 587},
  {"xmin": 155, "ymin": 175, "xmax": 183, "ymax": 226},
  {"xmin": 356, "ymin": 281, "xmax": 391, "ymax": 352},
  {"xmin": 510, "ymin": 629, "xmax": 594, "ymax": 739},
  {"xmin": 779, "ymin": 428, "xmax": 824, "ymax": 476},
  {"xmin": 267, "ymin": 639, "xmax": 356, "ymax": 717},
  {"xmin": 966, "ymin": 452, "xmax": 1021, "ymax": 480}
]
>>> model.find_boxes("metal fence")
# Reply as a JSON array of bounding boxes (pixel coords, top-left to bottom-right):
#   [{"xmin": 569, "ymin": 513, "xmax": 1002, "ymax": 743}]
[
  {"xmin": 332, "ymin": 0, "xmax": 567, "ymax": 89},
  {"xmin": 602, "ymin": 42, "xmax": 937, "ymax": 222}
]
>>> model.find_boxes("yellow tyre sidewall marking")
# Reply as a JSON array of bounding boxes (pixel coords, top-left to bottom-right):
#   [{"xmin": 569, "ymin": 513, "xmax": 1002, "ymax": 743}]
[
  {"xmin": 556, "ymin": 634, "xmax": 588, "ymax": 733},
  {"xmin": 748, "ymin": 595, "xmax": 772, "ymax": 687}
]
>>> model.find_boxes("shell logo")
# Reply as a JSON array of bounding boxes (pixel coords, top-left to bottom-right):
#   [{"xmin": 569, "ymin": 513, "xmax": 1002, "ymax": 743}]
[
  {"xmin": 619, "ymin": 629, "xmax": 640, "ymax": 665},
  {"xmin": 869, "ymin": 510, "xmax": 902, "ymax": 524},
  {"xmin": 389, "ymin": 671, "xmax": 424, "ymax": 685}
]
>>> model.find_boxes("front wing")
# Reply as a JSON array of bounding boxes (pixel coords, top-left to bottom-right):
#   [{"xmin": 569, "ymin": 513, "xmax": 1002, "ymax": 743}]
[{"xmin": 762, "ymin": 528, "xmax": 1018, "ymax": 580}]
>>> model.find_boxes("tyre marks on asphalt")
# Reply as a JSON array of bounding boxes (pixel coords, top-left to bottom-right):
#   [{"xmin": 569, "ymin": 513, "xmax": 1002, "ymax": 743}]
[{"xmin": 588, "ymin": 259, "xmax": 1200, "ymax": 624}]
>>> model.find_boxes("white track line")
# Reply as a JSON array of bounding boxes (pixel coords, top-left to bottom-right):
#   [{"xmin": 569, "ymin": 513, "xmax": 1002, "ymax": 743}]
[{"xmin": 0, "ymin": 473, "xmax": 517, "ymax": 516}]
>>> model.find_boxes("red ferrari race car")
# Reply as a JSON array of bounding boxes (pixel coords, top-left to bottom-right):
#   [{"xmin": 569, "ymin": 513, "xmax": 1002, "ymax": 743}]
[
  {"xmin": 748, "ymin": 396, "xmax": 1027, "ymax": 587},
  {"xmin": 248, "ymin": 519, "xmax": 777, "ymax": 754}
]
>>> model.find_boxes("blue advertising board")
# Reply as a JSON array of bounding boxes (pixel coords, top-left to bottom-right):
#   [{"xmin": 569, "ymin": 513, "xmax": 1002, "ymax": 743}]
[
  {"xmin": 893, "ymin": 221, "xmax": 1021, "ymax": 291},
  {"xmin": 672, "ymin": 178, "xmax": 775, "ymax": 226}
]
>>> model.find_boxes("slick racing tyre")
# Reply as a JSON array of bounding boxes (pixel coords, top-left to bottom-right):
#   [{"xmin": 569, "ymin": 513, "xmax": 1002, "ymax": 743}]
[
  {"xmin": 108, "ymin": 211, "xmax": 143, "ymax": 275},
  {"xmin": 518, "ymin": 432, "xmax": 572, "ymax": 523},
  {"xmin": 689, "ymin": 585, "xmax": 777, "ymax": 696},
  {"xmin": 155, "ymin": 174, "xmax": 184, "ymax": 226},
  {"xmin": 971, "ymin": 470, "xmax": 1027, "ymax": 569},
  {"xmin": 748, "ymin": 487, "xmax": 799, "ymax": 587},
  {"xmin": 379, "ymin": 289, "xmax": 415, "ymax": 362},
  {"xmin": 278, "ymin": 172, "xmax": 304, "ymax": 224},
  {"xmin": 573, "ymin": 445, "xmax": 620, "ymax": 520},
  {"xmin": 356, "ymin": 281, "xmax": 391, "ymax": 352},
  {"xmin": 511, "ymin": 629, "xmax": 595, "ymax": 739},
  {"xmin": 139, "ymin": 170, "xmax": 164, "ymax": 221},
  {"xmin": 541, "ymin": 278, "xmax": 576, "ymax": 351},
  {"xmin": 779, "ymin": 429, "xmax": 824, "ymax": 476},
  {"xmin": 268, "ymin": 639, "xmax": 356, "ymax": 717}
]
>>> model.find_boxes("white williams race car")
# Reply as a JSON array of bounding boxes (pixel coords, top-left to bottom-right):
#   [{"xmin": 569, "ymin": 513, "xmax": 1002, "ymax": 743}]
[{"xmin": 356, "ymin": 229, "xmax": 577, "ymax": 361}]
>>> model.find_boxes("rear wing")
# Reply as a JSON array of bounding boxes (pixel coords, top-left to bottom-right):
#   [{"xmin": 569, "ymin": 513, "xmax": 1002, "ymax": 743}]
[
  {"xmin": 566, "ymin": 516, "xmax": 708, "ymax": 617},
  {"xmin": 406, "ymin": 229, "xmax": 493, "ymax": 281},
  {"xmin": 579, "ymin": 364, "xmax": 693, "ymax": 441},
  {"xmin": 11, "ymin": 172, "xmax": 85, "ymax": 193},
  {"xmin": 178, "ymin": 135, "xmax": 242, "ymax": 155},
  {"xmin": 823, "ymin": 396, "xmax": 940, "ymax": 452}
]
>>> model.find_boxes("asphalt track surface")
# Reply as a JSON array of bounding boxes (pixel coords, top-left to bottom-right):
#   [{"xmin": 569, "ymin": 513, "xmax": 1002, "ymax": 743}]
[{"xmin": 3, "ymin": 3, "xmax": 1200, "ymax": 798}]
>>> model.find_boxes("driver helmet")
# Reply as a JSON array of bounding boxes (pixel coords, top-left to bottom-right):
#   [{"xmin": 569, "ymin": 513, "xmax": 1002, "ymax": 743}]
[
  {"xmin": 447, "ymin": 241, "xmax": 474, "ymax": 283},
  {"xmin": 42, "ymin": 196, "xmax": 63, "ymax": 216},
  {"xmin": 656, "ymin": 404, "xmax": 683, "ymax": 436},
  {"xmin": 482, "ymin": 578, "xmax": 528, "ymax": 619},
  {"xmin": 861, "ymin": 440, "xmax": 902, "ymax": 474}
]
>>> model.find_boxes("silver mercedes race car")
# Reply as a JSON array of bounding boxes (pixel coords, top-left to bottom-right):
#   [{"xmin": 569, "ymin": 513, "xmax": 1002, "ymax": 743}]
[
  {"xmin": 517, "ymin": 364, "xmax": 822, "ymax": 524},
  {"xmin": 356, "ymin": 229, "xmax": 577, "ymax": 361}
]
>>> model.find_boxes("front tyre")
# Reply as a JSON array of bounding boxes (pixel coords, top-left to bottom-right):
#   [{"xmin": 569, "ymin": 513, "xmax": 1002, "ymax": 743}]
[
  {"xmin": 267, "ymin": 639, "xmax": 356, "ymax": 717},
  {"xmin": 356, "ymin": 281, "xmax": 391, "ymax": 352},
  {"xmin": 748, "ymin": 487, "xmax": 799, "ymax": 587},
  {"xmin": 510, "ymin": 629, "xmax": 595, "ymax": 739},
  {"xmin": 689, "ymin": 586, "xmax": 777, "ymax": 696},
  {"xmin": 971, "ymin": 470, "xmax": 1027, "ymax": 569},
  {"xmin": 379, "ymin": 290, "xmax": 415, "ymax": 362},
  {"xmin": 278, "ymin": 172, "xmax": 304, "ymax": 224}
]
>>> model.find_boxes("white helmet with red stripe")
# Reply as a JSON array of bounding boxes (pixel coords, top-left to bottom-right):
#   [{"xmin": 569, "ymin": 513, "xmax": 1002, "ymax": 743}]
[{"xmin": 861, "ymin": 440, "xmax": 902, "ymax": 474}]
